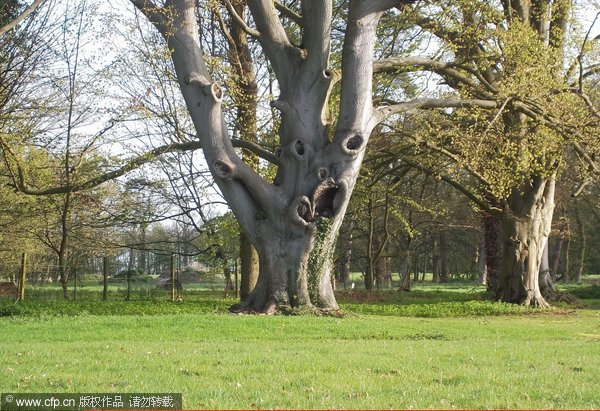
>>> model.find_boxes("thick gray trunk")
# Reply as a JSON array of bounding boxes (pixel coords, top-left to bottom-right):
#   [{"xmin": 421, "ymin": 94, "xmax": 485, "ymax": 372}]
[
  {"xmin": 497, "ymin": 176, "xmax": 555, "ymax": 307},
  {"xmin": 233, "ymin": 218, "xmax": 340, "ymax": 313},
  {"xmin": 239, "ymin": 232, "xmax": 258, "ymax": 299}
]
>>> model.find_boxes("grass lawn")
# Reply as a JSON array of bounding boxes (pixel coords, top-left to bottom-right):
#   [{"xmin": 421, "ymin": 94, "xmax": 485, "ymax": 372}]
[{"xmin": 0, "ymin": 287, "xmax": 599, "ymax": 410}]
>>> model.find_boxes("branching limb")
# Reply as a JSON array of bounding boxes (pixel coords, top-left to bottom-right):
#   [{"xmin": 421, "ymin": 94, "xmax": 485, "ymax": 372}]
[
  {"xmin": 417, "ymin": 139, "xmax": 493, "ymax": 189},
  {"xmin": 335, "ymin": 2, "xmax": 383, "ymax": 136},
  {"xmin": 0, "ymin": 0, "xmax": 47, "ymax": 35},
  {"xmin": 247, "ymin": 0, "xmax": 302, "ymax": 89},
  {"xmin": 577, "ymin": 11, "xmax": 600, "ymax": 92},
  {"xmin": 274, "ymin": 1, "xmax": 302, "ymax": 25},
  {"xmin": 6, "ymin": 137, "xmax": 278, "ymax": 196},
  {"xmin": 222, "ymin": 0, "xmax": 260, "ymax": 38},
  {"xmin": 232, "ymin": 139, "xmax": 280, "ymax": 165},
  {"xmin": 512, "ymin": 100, "xmax": 600, "ymax": 178},
  {"xmin": 367, "ymin": 0, "xmax": 416, "ymax": 13},
  {"xmin": 301, "ymin": 1, "xmax": 332, "ymax": 71},
  {"xmin": 400, "ymin": 157, "xmax": 502, "ymax": 216},
  {"xmin": 129, "ymin": 0, "xmax": 170, "ymax": 37},
  {"xmin": 374, "ymin": 56, "xmax": 498, "ymax": 96},
  {"xmin": 376, "ymin": 97, "xmax": 499, "ymax": 122}
]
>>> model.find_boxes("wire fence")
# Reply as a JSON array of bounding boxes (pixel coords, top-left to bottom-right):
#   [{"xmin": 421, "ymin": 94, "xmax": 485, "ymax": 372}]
[{"xmin": 0, "ymin": 251, "xmax": 239, "ymax": 303}]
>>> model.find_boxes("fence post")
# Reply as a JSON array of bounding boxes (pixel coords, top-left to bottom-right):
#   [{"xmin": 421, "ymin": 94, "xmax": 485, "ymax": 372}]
[
  {"xmin": 171, "ymin": 254, "xmax": 176, "ymax": 302},
  {"xmin": 103, "ymin": 256, "xmax": 108, "ymax": 301},
  {"xmin": 18, "ymin": 252, "xmax": 26, "ymax": 302}
]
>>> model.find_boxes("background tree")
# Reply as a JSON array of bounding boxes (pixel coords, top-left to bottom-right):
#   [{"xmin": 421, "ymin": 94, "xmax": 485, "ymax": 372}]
[{"xmin": 369, "ymin": 0, "xmax": 600, "ymax": 306}]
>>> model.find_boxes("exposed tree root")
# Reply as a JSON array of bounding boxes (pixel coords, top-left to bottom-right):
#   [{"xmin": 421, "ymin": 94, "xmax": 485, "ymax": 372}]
[{"xmin": 229, "ymin": 300, "xmax": 344, "ymax": 316}]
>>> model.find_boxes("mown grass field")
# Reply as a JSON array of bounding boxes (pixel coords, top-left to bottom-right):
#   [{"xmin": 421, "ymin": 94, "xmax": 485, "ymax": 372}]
[{"xmin": 1, "ymin": 283, "xmax": 599, "ymax": 410}]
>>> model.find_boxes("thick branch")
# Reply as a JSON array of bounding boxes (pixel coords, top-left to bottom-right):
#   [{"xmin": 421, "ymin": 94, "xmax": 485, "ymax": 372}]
[
  {"xmin": 417, "ymin": 139, "xmax": 493, "ymax": 189},
  {"xmin": 223, "ymin": 0, "xmax": 260, "ymax": 38},
  {"xmin": 247, "ymin": 0, "xmax": 301, "ymax": 90},
  {"xmin": 301, "ymin": 1, "xmax": 332, "ymax": 71},
  {"xmin": 335, "ymin": 2, "xmax": 382, "ymax": 136},
  {"xmin": 8, "ymin": 138, "xmax": 277, "ymax": 196},
  {"xmin": 129, "ymin": 0, "xmax": 170, "ymax": 37},
  {"xmin": 511, "ymin": 100, "xmax": 600, "ymax": 178},
  {"xmin": 0, "ymin": 0, "xmax": 47, "ymax": 35},
  {"xmin": 10, "ymin": 141, "xmax": 200, "ymax": 196},
  {"xmin": 232, "ymin": 138, "xmax": 279, "ymax": 165},
  {"xmin": 376, "ymin": 97, "xmax": 499, "ymax": 121},
  {"xmin": 274, "ymin": 1, "xmax": 302, "ymax": 25},
  {"xmin": 374, "ymin": 56, "xmax": 497, "ymax": 95},
  {"xmin": 400, "ymin": 157, "xmax": 502, "ymax": 216}
]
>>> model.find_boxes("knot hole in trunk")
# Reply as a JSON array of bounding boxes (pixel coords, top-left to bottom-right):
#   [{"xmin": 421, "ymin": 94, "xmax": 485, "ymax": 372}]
[{"xmin": 341, "ymin": 134, "xmax": 365, "ymax": 156}]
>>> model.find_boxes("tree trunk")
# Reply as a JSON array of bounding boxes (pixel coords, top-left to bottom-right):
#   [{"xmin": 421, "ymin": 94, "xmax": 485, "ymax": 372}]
[
  {"xmin": 478, "ymin": 238, "xmax": 487, "ymax": 285},
  {"xmin": 229, "ymin": 1, "xmax": 261, "ymax": 301},
  {"xmin": 375, "ymin": 256, "xmax": 391, "ymax": 289},
  {"xmin": 365, "ymin": 193, "xmax": 376, "ymax": 291},
  {"xmin": 439, "ymin": 231, "xmax": 449, "ymax": 283},
  {"xmin": 483, "ymin": 213, "xmax": 502, "ymax": 294},
  {"xmin": 133, "ymin": 0, "xmax": 392, "ymax": 313},
  {"xmin": 239, "ymin": 232, "xmax": 258, "ymax": 299},
  {"xmin": 562, "ymin": 237, "xmax": 571, "ymax": 283},
  {"xmin": 58, "ymin": 192, "xmax": 71, "ymax": 299},
  {"xmin": 550, "ymin": 236, "xmax": 563, "ymax": 280},
  {"xmin": 399, "ymin": 249, "xmax": 412, "ymax": 291},
  {"xmin": 233, "ymin": 218, "xmax": 340, "ymax": 313},
  {"xmin": 432, "ymin": 235, "xmax": 441, "ymax": 283},
  {"xmin": 574, "ymin": 203, "xmax": 586, "ymax": 283},
  {"xmin": 338, "ymin": 221, "xmax": 353, "ymax": 289},
  {"xmin": 496, "ymin": 176, "xmax": 555, "ymax": 307},
  {"xmin": 539, "ymin": 242, "xmax": 555, "ymax": 298}
]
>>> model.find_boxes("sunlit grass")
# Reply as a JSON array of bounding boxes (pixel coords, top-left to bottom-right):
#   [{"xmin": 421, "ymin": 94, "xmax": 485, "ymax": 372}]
[
  {"xmin": 1, "ymin": 283, "xmax": 599, "ymax": 409},
  {"xmin": 1, "ymin": 312, "xmax": 599, "ymax": 409}
]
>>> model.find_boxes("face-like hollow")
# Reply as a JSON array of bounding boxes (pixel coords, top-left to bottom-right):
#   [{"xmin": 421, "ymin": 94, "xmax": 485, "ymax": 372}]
[{"xmin": 312, "ymin": 178, "xmax": 339, "ymax": 218}]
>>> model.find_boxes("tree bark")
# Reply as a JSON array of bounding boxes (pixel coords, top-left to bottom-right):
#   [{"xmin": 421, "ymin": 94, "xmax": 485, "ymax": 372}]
[
  {"xmin": 573, "ymin": 203, "xmax": 586, "ymax": 283},
  {"xmin": 338, "ymin": 221, "xmax": 353, "ymax": 288},
  {"xmin": 496, "ymin": 175, "xmax": 555, "ymax": 307},
  {"xmin": 239, "ymin": 231, "xmax": 258, "ymax": 299},
  {"xmin": 478, "ymin": 238, "xmax": 487, "ymax": 285},
  {"xmin": 432, "ymin": 235, "xmax": 441, "ymax": 283},
  {"xmin": 375, "ymin": 256, "xmax": 391, "ymax": 289},
  {"xmin": 58, "ymin": 192, "xmax": 71, "ymax": 299},
  {"xmin": 228, "ymin": 1, "xmax": 260, "ymax": 299},
  {"xmin": 483, "ymin": 213, "xmax": 503, "ymax": 294},
  {"xmin": 550, "ymin": 236, "xmax": 563, "ymax": 280},
  {"xmin": 539, "ymin": 242, "xmax": 555, "ymax": 298},
  {"xmin": 439, "ymin": 231, "xmax": 449, "ymax": 282}
]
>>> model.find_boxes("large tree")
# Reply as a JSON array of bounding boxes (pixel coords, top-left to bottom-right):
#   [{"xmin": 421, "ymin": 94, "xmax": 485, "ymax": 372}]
[
  {"xmin": 370, "ymin": 0, "xmax": 599, "ymax": 306},
  {"xmin": 128, "ymin": 0, "xmax": 419, "ymax": 313}
]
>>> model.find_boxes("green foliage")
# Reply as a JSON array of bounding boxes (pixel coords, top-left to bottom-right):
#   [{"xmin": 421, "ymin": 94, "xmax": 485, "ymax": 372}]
[
  {"xmin": 0, "ymin": 296, "xmax": 232, "ymax": 317},
  {"xmin": 343, "ymin": 299, "xmax": 529, "ymax": 317}
]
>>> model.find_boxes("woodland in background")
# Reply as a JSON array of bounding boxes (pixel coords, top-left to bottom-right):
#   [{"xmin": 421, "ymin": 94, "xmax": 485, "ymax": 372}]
[{"xmin": 0, "ymin": 0, "xmax": 599, "ymax": 306}]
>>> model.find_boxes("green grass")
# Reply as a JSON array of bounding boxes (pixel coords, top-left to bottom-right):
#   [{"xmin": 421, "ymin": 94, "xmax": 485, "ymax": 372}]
[{"xmin": 1, "ymin": 285, "xmax": 599, "ymax": 409}]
